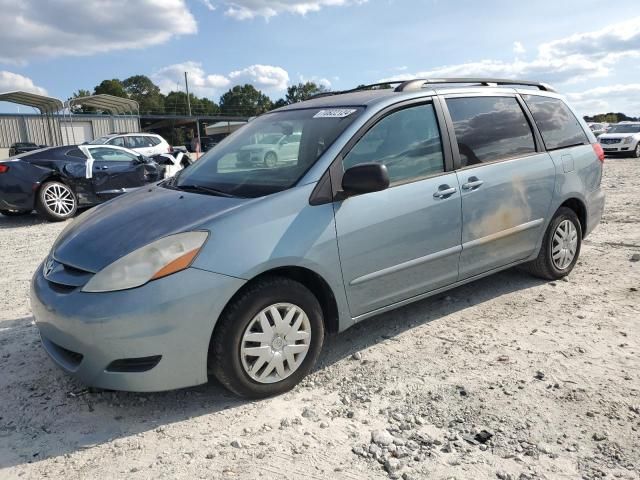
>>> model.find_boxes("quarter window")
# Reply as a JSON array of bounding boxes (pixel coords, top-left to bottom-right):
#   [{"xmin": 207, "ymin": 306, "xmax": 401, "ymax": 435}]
[
  {"xmin": 522, "ymin": 95, "xmax": 588, "ymax": 150},
  {"xmin": 446, "ymin": 96, "xmax": 536, "ymax": 167},
  {"xmin": 343, "ymin": 103, "xmax": 445, "ymax": 184}
]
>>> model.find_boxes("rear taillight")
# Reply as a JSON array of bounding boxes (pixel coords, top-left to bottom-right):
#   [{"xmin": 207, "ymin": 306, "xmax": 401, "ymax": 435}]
[
  {"xmin": 167, "ymin": 145, "xmax": 173, "ymax": 153},
  {"xmin": 0, "ymin": 164, "xmax": 9, "ymax": 174},
  {"xmin": 592, "ymin": 143, "xmax": 605, "ymax": 163}
]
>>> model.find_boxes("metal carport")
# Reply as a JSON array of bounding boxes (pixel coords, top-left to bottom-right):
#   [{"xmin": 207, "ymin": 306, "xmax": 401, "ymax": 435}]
[
  {"xmin": 64, "ymin": 94, "xmax": 140, "ymax": 144},
  {"xmin": 0, "ymin": 91, "xmax": 64, "ymax": 146}
]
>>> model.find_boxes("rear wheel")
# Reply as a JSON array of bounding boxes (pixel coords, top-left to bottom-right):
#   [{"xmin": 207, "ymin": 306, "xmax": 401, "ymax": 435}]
[
  {"xmin": 209, "ymin": 276, "xmax": 324, "ymax": 398},
  {"xmin": 264, "ymin": 151, "xmax": 278, "ymax": 168},
  {"xmin": 36, "ymin": 181, "xmax": 77, "ymax": 222},
  {"xmin": 0, "ymin": 209, "xmax": 30, "ymax": 217},
  {"xmin": 524, "ymin": 207, "xmax": 582, "ymax": 280}
]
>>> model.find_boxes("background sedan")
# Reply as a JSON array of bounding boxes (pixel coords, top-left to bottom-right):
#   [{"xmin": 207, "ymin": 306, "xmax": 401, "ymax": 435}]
[{"xmin": 0, "ymin": 145, "xmax": 161, "ymax": 221}]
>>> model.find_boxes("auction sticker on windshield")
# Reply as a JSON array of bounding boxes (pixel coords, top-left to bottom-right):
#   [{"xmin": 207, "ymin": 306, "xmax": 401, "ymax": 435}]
[{"xmin": 313, "ymin": 109, "xmax": 358, "ymax": 118}]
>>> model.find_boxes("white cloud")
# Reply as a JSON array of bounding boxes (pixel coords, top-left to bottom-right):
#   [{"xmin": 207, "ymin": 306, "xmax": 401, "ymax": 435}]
[
  {"xmin": 153, "ymin": 61, "xmax": 231, "ymax": 95},
  {"xmin": 382, "ymin": 17, "xmax": 640, "ymax": 87},
  {"xmin": 0, "ymin": 0, "xmax": 196, "ymax": 63},
  {"xmin": 513, "ymin": 41, "xmax": 526, "ymax": 55},
  {"xmin": 229, "ymin": 64, "xmax": 290, "ymax": 90},
  {"xmin": 216, "ymin": 0, "xmax": 368, "ymax": 20},
  {"xmin": 153, "ymin": 62, "xmax": 289, "ymax": 96},
  {"xmin": 200, "ymin": 0, "xmax": 217, "ymax": 10},
  {"xmin": 298, "ymin": 74, "xmax": 332, "ymax": 89},
  {"xmin": 567, "ymin": 84, "xmax": 640, "ymax": 116},
  {"xmin": 0, "ymin": 71, "xmax": 47, "ymax": 95}
]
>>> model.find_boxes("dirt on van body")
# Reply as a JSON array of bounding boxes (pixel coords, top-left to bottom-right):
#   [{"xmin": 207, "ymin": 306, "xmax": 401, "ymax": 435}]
[{"xmin": 0, "ymin": 158, "xmax": 638, "ymax": 480}]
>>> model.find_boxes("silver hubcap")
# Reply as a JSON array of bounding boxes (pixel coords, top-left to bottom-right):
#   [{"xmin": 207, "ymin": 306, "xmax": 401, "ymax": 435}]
[
  {"xmin": 240, "ymin": 303, "xmax": 312, "ymax": 384},
  {"xmin": 43, "ymin": 184, "xmax": 75, "ymax": 216},
  {"xmin": 552, "ymin": 219, "xmax": 578, "ymax": 270}
]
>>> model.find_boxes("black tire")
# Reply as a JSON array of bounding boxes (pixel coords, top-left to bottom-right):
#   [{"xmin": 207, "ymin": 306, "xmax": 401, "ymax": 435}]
[
  {"xmin": 0, "ymin": 209, "xmax": 31, "ymax": 217},
  {"xmin": 209, "ymin": 276, "xmax": 325, "ymax": 399},
  {"xmin": 633, "ymin": 143, "xmax": 640, "ymax": 159},
  {"xmin": 36, "ymin": 181, "xmax": 78, "ymax": 222},
  {"xmin": 524, "ymin": 207, "xmax": 582, "ymax": 280},
  {"xmin": 264, "ymin": 151, "xmax": 278, "ymax": 168}
]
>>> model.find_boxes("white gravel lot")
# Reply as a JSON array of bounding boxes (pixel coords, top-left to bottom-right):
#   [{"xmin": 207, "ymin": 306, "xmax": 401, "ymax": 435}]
[{"xmin": 0, "ymin": 158, "xmax": 638, "ymax": 480}]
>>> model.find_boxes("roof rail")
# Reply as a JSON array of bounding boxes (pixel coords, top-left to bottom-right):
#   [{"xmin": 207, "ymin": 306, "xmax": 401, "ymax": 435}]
[
  {"xmin": 307, "ymin": 78, "xmax": 556, "ymax": 100},
  {"xmin": 393, "ymin": 78, "xmax": 556, "ymax": 93}
]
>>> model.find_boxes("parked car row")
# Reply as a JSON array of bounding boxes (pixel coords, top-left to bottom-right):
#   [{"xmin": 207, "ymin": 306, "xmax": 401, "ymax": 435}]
[
  {"xmin": 8, "ymin": 142, "xmax": 46, "ymax": 156},
  {"xmin": 0, "ymin": 133, "xmax": 189, "ymax": 221}
]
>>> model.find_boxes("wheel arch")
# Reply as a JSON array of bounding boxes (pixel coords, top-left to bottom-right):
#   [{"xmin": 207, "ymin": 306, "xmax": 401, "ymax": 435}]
[
  {"xmin": 558, "ymin": 197, "xmax": 587, "ymax": 238},
  {"xmin": 212, "ymin": 265, "xmax": 340, "ymax": 341}
]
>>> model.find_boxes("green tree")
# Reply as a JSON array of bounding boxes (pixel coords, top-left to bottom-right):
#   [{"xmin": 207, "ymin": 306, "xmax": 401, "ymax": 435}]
[
  {"xmin": 284, "ymin": 81, "xmax": 328, "ymax": 104},
  {"xmin": 68, "ymin": 89, "xmax": 94, "ymax": 113},
  {"xmin": 94, "ymin": 79, "xmax": 127, "ymax": 98},
  {"xmin": 122, "ymin": 75, "xmax": 164, "ymax": 114},
  {"xmin": 219, "ymin": 84, "xmax": 273, "ymax": 117}
]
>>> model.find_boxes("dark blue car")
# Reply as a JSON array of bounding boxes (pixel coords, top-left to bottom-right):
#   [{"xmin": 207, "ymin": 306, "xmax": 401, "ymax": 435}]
[{"xmin": 0, "ymin": 144, "xmax": 161, "ymax": 221}]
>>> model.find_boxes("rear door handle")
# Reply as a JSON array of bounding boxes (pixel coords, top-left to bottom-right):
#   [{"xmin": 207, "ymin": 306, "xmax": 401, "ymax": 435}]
[
  {"xmin": 100, "ymin": 166, "xmax": 109, "ymax": 170},
  {"xmin": 462, "ymin": 178, "xmax": 484, "ymax": 190},
  {"xmin": 433, "ymin": 185, "xmax": 457, "ymax": 198}
]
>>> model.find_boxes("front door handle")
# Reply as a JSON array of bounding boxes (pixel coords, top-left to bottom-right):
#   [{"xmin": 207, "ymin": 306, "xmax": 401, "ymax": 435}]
[
  {"xmin": 100, "ymin": 166, "xmax": 109, "ymax": 170},
  {"xmin": 462, "ymin": 177, "xmax": 484, "ymax": 190},
  {"xmin": 433, "ymin": 185, "xmax": 457, "ymax": 198}
]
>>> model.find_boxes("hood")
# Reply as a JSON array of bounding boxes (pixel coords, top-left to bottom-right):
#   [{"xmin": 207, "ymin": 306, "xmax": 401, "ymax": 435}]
[
  {"xmin": 240, "ymin": 144, "xmax": 276, "ymax": 151},
  {"xmin": 599, "ymin": 133, "xmax": 638, "ymax": 140},
  {"xmin": 53, "ymin": 185, "xmax": 250, "ymax": 273}
]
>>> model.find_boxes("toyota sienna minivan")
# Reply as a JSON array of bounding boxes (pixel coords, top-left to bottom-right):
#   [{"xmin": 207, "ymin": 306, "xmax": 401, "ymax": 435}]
[{"xmin": 31, "ymin": 78, "xmax": 605, "ymax": 398}]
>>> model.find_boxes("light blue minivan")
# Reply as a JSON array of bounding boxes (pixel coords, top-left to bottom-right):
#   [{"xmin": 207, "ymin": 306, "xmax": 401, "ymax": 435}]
[{"xmin": 31, "ymin": 78, "xmax": 605, "ymax": 398}]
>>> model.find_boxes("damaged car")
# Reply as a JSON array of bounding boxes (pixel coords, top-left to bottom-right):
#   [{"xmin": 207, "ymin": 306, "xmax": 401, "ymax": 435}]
[
  {"xmin": 0, "ymin": 145, "xmax": 161, "ymax": 221},
  {"xmin": 31, "ymin": 78, "xmax": 605, "ymax": 398}
]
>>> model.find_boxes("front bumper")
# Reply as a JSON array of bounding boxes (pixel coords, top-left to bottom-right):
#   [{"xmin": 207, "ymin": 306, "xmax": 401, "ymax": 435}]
[
  {"xmin": 30, "ymin": 264, "xmax": 245, "ymax": 392},
  {"xmin": 600, "ymin": 140, "xmax": 637, "ymax": 154}
]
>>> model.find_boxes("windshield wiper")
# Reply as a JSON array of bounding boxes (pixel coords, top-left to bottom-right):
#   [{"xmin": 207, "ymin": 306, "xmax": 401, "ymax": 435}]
[{"xmin": 174, "ymin": 184, "xmax": 235, "ymax": 198}]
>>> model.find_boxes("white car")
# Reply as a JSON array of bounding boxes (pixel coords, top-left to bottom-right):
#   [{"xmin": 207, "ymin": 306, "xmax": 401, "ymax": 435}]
[
  {"xmin": 89, "ymin": 133, "xmax": 172, "ymax": 157},
  {"xmin": 597, "ymin": 122, "xmax": 640, "ymax": 157}
]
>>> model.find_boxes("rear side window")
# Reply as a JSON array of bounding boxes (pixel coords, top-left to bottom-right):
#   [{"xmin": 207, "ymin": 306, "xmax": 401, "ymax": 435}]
[
  {"xmin": 446, "ymin": 96, "xmax": 536, "ymax": 167},
  {"xmin": 522, "ymin": 95, "xmax": 588, "ymax": 150},
  {"xmin": 343, "ymin": 103, "xmax": 445, "ymax": 184}
]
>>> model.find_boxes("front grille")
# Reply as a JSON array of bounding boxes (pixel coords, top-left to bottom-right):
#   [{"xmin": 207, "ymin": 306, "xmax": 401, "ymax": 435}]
[
  {"xmin": 106, "ymin": 355, "xmax": 162, "ymax": 373},
  {"xmin": 44, "ymin": 257, "xmax": 94, "ymax": 290},
  {"xmin": 600, "ymin": 138, "xmax": 619, "ymax": 144}
]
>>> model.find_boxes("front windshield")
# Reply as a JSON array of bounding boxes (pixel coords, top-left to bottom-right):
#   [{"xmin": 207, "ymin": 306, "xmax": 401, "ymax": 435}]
[
  {"xmin": 171, "ymin": 107, "xmax": 362, "ymax": 198},
  {"xmin": 608, "ymin": 124, "xmax": 640, "ymax": 134}
]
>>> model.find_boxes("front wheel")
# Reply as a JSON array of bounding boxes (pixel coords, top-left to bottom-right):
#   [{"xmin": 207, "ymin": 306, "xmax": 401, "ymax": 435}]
[
  {"xmin": 524, "ymin": 207, "xmax": 582, "ymax": 280},
  {"xmin": 634, "ymin": 142, "xmax": 640, "ymax": 158},
  {"xmin": 36, "ymin": 181, "xmax": 78, "ymax": 221},
  {"xmin": 209, "ymin": 276, "xmax": 324, "ymax": 398},
  {"xmin": 264, "ymin": 151, "xmax": 278, "ymax": 168}
]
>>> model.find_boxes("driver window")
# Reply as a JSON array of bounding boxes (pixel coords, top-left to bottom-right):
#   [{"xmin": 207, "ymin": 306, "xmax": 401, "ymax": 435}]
[
  {"xmin": 342, "ymin": 103, "xmax": 444, "ymax": 184},
  {"xmin": 91, "ymin": 147, "xmax": 139, "ymax": 162}
]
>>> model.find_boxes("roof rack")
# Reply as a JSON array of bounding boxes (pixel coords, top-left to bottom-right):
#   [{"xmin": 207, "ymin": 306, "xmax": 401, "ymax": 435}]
[
  {"xmin": 392, "ymin": 78, "xmax": 556, "ymax": 93},
  {"xmin": 309, "ymin": 78, "xmax": 556, "ymax": 99}
]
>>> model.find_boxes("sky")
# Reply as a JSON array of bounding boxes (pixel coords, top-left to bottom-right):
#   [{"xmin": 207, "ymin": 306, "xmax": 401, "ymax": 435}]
[{"xmin": 1, "ymin": 0, "xmax": 640, "ymax": 116}]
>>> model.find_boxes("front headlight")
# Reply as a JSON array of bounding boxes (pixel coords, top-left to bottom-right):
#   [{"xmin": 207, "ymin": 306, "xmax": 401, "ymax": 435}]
[
  {"xmin": 82, "ymin": 231, "xmax": 209, "ymax": 293},
  {"xmin": 623, "ymin": 136, "xmax": 633, "ymax": 144}
]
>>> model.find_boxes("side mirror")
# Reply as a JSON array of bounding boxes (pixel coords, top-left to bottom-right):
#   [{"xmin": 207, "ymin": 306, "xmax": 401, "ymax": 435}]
[
  {"xmin": 341, "ymin": 163, "xmax": 390, "ymax": 196},
  {"xmin": 135, "ymin": 155, "xmax": 146, "ymax": 164}
]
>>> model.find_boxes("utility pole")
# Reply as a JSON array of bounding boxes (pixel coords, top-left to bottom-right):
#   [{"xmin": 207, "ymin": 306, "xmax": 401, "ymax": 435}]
[{"xmin": 184, "ymin": 71, "xmax": 201, "ymax": 158}]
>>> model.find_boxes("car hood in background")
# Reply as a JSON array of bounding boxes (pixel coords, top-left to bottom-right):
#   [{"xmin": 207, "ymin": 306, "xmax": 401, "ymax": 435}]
[
  {"xmin": 598, "ymin": 134, "xmax": 638, "ymax": 141},
  {"xmin": 53, "ymin": 186, "xmax": 250, "ymax": 273}
]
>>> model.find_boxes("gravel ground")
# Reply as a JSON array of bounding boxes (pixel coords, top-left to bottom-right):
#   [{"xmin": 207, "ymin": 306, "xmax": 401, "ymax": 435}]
[{"xmin": 0, "ymin": 158, "xmax": 638, "ymax": 480}]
